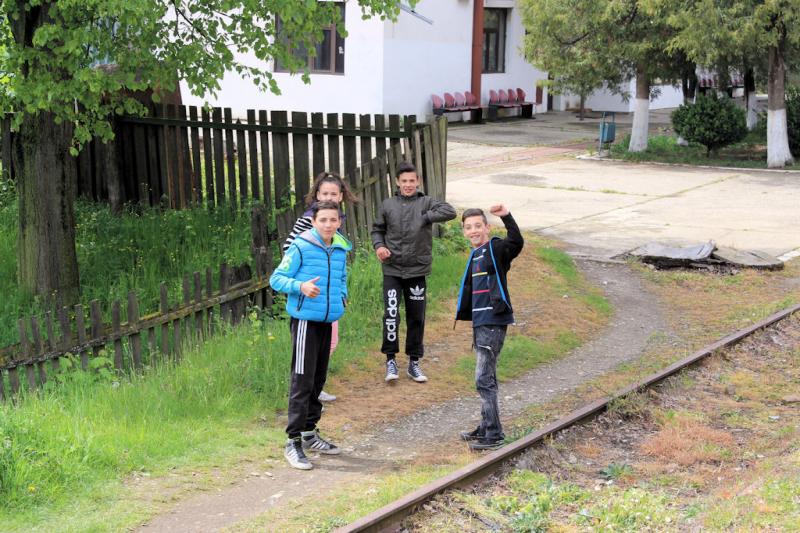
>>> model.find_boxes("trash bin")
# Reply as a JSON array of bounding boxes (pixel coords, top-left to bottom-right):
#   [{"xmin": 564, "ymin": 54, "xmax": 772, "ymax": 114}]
[
  {"xmin": 600, "ymin": 122, "xmax": 616, "ymax": 143},
  {"xmin": 598, "ymin": 111, "xmax": 616, "ymax": 154}
]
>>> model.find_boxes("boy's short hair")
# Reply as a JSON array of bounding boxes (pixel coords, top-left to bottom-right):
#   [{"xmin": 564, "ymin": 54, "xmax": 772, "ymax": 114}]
[
  {"xmin": 312, "ymin": 200, "xmax": 340, "ymax": 219},
  {"xmin": 396, "ymin": 161, "xmax": 417, "ymax": 178},
  {"xmin": 461, "ymin": 208, "xmax": 487, "ymax": 224}
]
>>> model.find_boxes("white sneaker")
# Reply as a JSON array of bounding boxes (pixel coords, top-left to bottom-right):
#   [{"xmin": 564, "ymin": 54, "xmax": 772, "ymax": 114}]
[
  {"xmin": 407, "ymin": 360, "xmax": 428, "ymax": 382},
  {"xmin": 284, "ymin": 438, "xmax": 313, "ymax": 470},
  {"xmin": 385, "ymin": 359, "xmax": 399, "ymax": 382},
  {"xmin": 318, "ymin": 390, "xmax": 337, "ymax": 402},
  {"xmin": 301, "ymin": 429, "xmax": 341, "ymax": 455}
]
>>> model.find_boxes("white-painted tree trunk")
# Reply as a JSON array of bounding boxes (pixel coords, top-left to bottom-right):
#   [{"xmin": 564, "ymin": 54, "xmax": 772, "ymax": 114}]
[
  {"xmin": 628, "ymin": 68, "xmax": 650, "ymax": 153},
  {"xmin": 676, "ymin": 136, "xmax": 689, "ymax": 146},
  {"xmin": 746, "ymin": 91, "xmax": 758, "ymax": 130},
  {"xmin": 767, "ymin": 42, "xmax": 794, "ymax": 168},
  {"xmin": 767, "ymin": 108, "xmax": 794, "ymax": 167},
  {"xmin": 629, "ymin": 98, "xmax": 650, "ymax": 152}
]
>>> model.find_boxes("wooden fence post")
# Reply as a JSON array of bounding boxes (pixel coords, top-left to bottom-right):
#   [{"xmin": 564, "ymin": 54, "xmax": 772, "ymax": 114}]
[{"xmin": 128, "ymin": 292, "xmax": 143, "ymax": 371}]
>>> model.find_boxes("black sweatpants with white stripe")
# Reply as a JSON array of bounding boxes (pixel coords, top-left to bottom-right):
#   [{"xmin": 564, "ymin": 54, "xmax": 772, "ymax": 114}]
[{"xmin": 286, "ymin": 318, "xmax": 332, "ymax": 438}]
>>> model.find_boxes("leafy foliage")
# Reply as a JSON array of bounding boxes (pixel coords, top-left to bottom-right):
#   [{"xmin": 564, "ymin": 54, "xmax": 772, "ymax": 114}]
[
  {"xmin": 672, "ymin": 95, "xmax": 747, "ymax": 156},
  {"xmin": 0, "ymin": 0, "xmax": 407, "ymax": 149}
]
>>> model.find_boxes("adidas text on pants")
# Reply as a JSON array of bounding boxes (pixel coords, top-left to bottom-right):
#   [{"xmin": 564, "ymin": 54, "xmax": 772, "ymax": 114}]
[{"xmin": 381, "ymin": 275, "xmax": 427, "ymax": 358}]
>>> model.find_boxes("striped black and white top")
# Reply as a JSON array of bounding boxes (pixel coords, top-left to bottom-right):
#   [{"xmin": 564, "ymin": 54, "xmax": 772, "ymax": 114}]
[{"xmin": 282, "ymin": 216, "xmax": 314, "ymax": 253}]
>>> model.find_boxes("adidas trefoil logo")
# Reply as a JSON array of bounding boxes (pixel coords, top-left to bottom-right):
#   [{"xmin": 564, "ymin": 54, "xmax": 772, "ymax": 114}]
[{"xmin": 410, "ymin": 285, "xmax": 425, "ymax": 301}]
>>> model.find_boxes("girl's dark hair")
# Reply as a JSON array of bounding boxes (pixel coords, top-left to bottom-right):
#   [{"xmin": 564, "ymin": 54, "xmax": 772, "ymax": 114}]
[
  {"xmin": 305, "ymin": 171, "xmax": 360, "ymax": 207},
  {"xmin": 312, "ymin": 200, "xmax": 341, "ymax": 219}
]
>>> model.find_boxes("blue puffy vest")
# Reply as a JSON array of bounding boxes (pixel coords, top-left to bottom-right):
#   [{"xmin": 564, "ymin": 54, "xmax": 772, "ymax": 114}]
[{"xmin": 270, "ymin": 229, "xmax": 352, "ymax": 322}]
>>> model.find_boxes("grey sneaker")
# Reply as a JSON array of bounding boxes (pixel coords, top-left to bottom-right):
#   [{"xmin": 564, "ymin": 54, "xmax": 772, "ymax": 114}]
[
  {"xmin": 385, "ymin": 359, "xmax": 399, "ymax": 382},
  {"xmin": 460, "ymin": 427, "xmax": 483, "ymax": 442},
  {"xmin": 301, "ymin": 429, "xmax": 341, "ymax": 455},
  {"xmin": 407, "ymin": 360, "xmax": 428, "ymax": 382},
  {"xmin": 318, "ymin": 390, "xmax": 337, "ymax": 402},
  {"xmin": 284, "ymin": 438, "xmax": 313, "ymax": 470}
]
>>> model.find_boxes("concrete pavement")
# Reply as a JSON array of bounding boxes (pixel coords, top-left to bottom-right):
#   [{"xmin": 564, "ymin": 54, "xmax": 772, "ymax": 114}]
[{"xmin": 445, "ymin": 113, "xmax": 800, "ymax": 259}]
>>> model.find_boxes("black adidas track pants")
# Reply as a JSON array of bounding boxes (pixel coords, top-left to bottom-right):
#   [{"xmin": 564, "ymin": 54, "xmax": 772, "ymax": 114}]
[{"xmin": 286, "ymin": 318, "xmax": 332, "ymax": 438}]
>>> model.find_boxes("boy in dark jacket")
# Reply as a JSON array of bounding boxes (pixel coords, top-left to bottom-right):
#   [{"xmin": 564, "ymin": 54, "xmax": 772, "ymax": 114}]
[
  {"xmin": 371, "ymin": 162, "xmax": 456, "ymax": 383},
  {"xmin": 455, "ymin": 204, "xmax": 524, "ymax": 450}
]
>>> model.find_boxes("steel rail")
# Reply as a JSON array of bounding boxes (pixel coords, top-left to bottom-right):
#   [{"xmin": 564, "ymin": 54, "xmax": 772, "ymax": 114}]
[{"xmin": 337, "ymin": 302, "xmax": 800, "ymax": 533}]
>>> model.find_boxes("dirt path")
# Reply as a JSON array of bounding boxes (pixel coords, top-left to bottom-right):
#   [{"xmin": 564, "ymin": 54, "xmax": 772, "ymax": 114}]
[{"xmin": 137, "ymin": 259, "xmax": 668, "ymax": 532}]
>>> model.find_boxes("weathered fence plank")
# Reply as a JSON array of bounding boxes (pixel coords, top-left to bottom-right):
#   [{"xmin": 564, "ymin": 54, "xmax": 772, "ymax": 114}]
[
  {"xmin": 224, "ymin": 108, "xmax": 237, "ymax": 209},
  {"xmin": 236, "ymin": 120, "xmax": 248, "ymax": 203},
  {"xmin": 112, "ymin": 301, "xmax": 124, "ymax": 370},
  {"xmin": 271, "ymin": 111, "xmax": 291, "ymax": 208},
  {"xmin": 189, "ymin": 106, "xmax": 203, "ymax": 206},
  {"xmin": 292, "ymin": 111, "xmax": 311, "ymax": 206},
  {"xmin": 327, "ymin": 113, "xmax": 341, "ymax": 176},
  {"xmin": 212, "ymin": 107, "xmax": 226, "ymax": 207},
  {"xmin": 247, "ymin": 110, "xmax": 260, "ymax": 200},
  {"xmin": 311, "ymin": 112, "xmax": 325, "ymax": 178},
  {"xmin": 258, "ymin": 110, "xmax": 272, "ymax": 209}
]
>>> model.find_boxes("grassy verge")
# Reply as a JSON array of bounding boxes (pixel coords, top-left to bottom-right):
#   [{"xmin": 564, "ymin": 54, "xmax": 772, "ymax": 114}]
[
  {"xmin": 608, "ymin": 133, "xmax": 795, "ymax": 169},
  {"xmin": 0, "ymin": 220, "xmax": 470, "ymax": 532}
]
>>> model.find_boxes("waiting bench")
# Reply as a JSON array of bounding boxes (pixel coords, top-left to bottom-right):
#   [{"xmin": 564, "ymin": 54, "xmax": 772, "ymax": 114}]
[
  {"xmin": 431, "ymin": 91, "xmax": 483, "ymax": 123},
  {"xmin": 488, "ymin": 88, "xmax": 534, "ymax": 121}
]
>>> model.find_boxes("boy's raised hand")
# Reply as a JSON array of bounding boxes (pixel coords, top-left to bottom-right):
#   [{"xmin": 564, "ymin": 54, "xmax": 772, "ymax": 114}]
[
  {"xmin": 301, "ymin": 276, "xmax": 321, "ymax": 298},
  {"xmin": 489, "ymin": 204, "xmax": 510, "ymax": 218}
]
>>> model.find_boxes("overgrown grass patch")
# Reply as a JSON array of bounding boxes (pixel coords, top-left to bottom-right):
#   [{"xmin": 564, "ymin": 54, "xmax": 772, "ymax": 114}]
[
  {"xmin": 608, "ymin": 133, "xmax": 789, "ymax": 169},
  {"xmin": 0, "ymin": 197, "xmax": 254, "ymax": 346}
]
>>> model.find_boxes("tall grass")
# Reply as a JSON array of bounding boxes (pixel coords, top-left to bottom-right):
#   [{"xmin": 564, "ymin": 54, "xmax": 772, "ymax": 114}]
[{"xmin": 0, "ymin": 192, "xmax": 254, "ymax": 346}]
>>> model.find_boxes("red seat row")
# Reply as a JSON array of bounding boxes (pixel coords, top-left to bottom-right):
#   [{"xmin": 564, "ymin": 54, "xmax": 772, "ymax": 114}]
[
  {"xmin": 431, "ymin": 91, "xmax": 483, "ymax": 123},
  {"xmin": 488, "ymin": 88, "xmax": 534, "ymax": 120}
]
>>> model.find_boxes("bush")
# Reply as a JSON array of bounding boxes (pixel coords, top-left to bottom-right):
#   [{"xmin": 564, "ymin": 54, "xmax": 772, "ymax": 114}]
[
  {"xmin": 787, "ymin": 86, "xmax": 800, "ymax": 155},
  {"xmin": 672, "ymin": 94, "xmax": 747, "ymax": 156}
]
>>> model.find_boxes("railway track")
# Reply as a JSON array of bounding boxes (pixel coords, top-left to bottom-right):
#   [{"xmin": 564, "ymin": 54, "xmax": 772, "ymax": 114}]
[{"xmin": 336, "ymin": 302, "xmax": 800, "ymax": 533}]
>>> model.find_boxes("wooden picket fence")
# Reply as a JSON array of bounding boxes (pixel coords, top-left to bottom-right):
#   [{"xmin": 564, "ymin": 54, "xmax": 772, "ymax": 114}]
[
  {"xmin": 0, "ymin": 117, "xmax": 448, "ymax": 403},
  {"xmin": 4, "ymin": 107, "xmax": 426, "ymax": 213}
]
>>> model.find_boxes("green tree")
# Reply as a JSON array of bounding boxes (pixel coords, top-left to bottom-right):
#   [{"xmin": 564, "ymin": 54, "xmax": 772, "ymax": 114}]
[
  {"xmin": 521, "ymin": 0, "xmax": 680, "ymax": 153},
  {"xmin": 0, "ymin": 0, "xmax": 406, "ymax": 307},
  {"xmin": 664, "ymin": 0, "xmax": 799, "ymax": 168},
  {"xmin": 672, "ymin": 94, "xmax": 747, "ymax": 155}
]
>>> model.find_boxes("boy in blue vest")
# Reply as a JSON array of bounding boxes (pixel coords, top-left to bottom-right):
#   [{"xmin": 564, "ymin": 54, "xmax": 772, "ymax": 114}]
[
  {"xmin": 455, "ymin": 204, "xmax": 524, "ymax": 450},
  {"xmin": 270, "ymin": 201, "xmax": 352, "ymax": 470}
]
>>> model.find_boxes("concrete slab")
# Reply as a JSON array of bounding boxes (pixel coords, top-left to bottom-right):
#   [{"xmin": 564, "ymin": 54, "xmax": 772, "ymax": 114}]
[
  {"xmin": 447, "ymin": 158, "xmax": 800, "ymax": 259},
  {"xmin": 458, "ymin": 159, "xmax": 731, "ymax": 197}
]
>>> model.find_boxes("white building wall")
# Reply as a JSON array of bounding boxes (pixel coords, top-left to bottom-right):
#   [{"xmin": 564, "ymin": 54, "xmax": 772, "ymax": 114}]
[
  {"xmin": 481, "ymin": 0, "xmax": 547, "ymax": 114},
  {"xmin": 581, "ymin": 80, "xmax": 685, "ymax": 113},
  {"xmin": 382, "ymin": 2, "xmax": 474, "ymax": 118},
  {"xmin": 180, "ymin": 3, "xmax": 385, "ymax": 119}
]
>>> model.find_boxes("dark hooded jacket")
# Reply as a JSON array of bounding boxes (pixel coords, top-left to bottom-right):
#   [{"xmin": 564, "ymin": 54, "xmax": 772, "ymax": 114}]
[
  {"xmin": 455, "ymin": 214, "xmax": 524, "ymax": 323},
  {"xmin": 371, "ymin": 190, "xmax": 456, "ymax": 278}
]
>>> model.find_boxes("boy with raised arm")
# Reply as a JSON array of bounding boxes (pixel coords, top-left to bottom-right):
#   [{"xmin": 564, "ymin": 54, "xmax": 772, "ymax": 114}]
[{"xmin": 456, "ymin": 204, "xmax": 524, "ymax": 450}]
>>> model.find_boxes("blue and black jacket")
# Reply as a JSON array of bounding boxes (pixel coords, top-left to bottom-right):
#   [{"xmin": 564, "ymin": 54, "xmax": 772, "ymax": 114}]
[
  {"xmin": 455, "ymin": 214, "xmax": 524, "ymax": 324},
  {"xmin": 270, "ymin": 228, "xmax": 352, "ymax": 322}
]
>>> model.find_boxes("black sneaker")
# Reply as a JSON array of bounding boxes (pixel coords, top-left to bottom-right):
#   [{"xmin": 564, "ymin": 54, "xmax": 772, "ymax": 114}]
[
  {"xmin": 460, "ymin": 427, "xmax": 483, "ymax": 442},
  {"xmin": 407, "ymin": 360, "xmax": 428, "ymax": 382},
  {"xmin": 284, "ymin": 438, "xmax": 313, "ymax": 470},
  {"xmin": 469, "ymin": 437, "xmax": 505, "ymax": 450},
  {"xmin": 301, "ymin": 429, "xmax": 341, "ymax": 455},
  {"xmin": 385, "ymin": 359, "xmax": 399, "ymax": 382}
]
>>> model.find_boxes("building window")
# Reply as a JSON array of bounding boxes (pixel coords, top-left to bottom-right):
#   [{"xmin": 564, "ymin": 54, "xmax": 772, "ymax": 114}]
[
  {"xmin": 482, "ymin": 8, "xmax": 507, "ymax": 74},
  {"xmin": 275, "ymin": 2, "xmax": 345, "ymax": 74}
]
